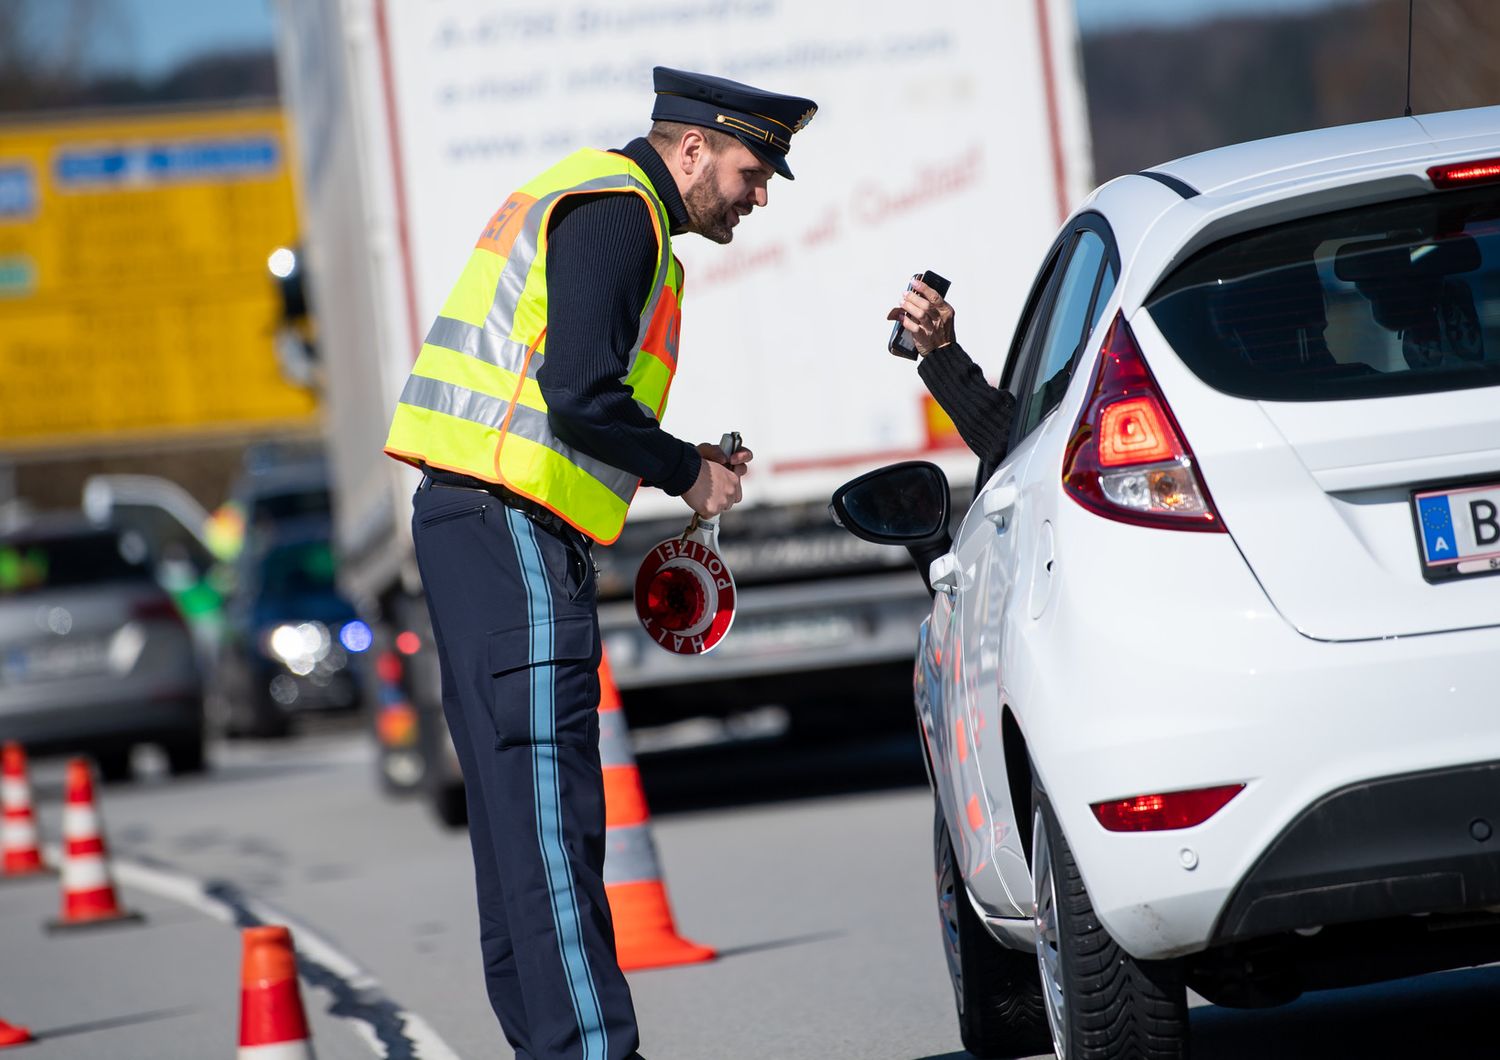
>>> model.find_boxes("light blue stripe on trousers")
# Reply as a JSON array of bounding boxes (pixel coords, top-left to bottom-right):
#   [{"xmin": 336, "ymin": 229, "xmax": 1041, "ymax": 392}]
[{"xmin": 506, "ymin": 507, "xmax": 608, "ymax": 1060}]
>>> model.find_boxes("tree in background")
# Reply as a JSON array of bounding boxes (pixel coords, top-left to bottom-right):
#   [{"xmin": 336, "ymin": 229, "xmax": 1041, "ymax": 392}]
[
  {"xmin": 0, "ymin": 0, "xmax": 274, "ymax": 113},
  {"xmin": 1083, "ymin": 0, "xmax": 1500, "ymax": 183}
]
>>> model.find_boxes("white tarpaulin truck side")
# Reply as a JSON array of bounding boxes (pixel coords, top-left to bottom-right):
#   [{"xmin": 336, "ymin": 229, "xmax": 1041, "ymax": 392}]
[{"xmin": 272, "ymin": 0, "xmax": 1091, "ymax": 816}]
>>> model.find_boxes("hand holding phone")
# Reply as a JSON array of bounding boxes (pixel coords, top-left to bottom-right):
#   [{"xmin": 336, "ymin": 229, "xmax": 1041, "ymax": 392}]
[{"xmin": 888, "ymin": 270, "xmax": 952, "ymax": 359}]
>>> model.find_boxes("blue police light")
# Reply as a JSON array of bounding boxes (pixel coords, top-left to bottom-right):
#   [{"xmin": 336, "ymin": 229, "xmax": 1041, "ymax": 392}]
[{"xmin": 339, "ymin": 620, "xmax": 373, "ymax": 653}]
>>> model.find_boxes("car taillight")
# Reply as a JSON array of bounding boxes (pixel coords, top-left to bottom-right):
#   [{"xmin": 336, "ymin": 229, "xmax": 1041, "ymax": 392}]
[
  {"xmin": 132, "ymin": 596, "xmax": 185, "ymax": 625},
  {"xmin": 375, "ymin": 650, "xmax": 403, "ymax": 685},
  {"xmin": 395, "ymin": 630, "xmax": 421, "ymax": 655},
  {"xmin": 1091, "ymin": 783, "xmax": 1244, "ymax": 832},
  {"xmin": 1428, "ymin": 157, "xmax": 1500, "ymax": 190},
  {"xmin": 1062, "ymin": 313, "xmax": 1226, "ymax": 532}
]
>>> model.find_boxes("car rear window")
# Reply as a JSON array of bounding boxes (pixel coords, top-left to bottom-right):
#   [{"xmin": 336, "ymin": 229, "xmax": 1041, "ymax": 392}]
[
  {"xmin": 259, "ymin": 540, "xmax": 337, "ymax": 598},
  {"xmin": 0, "ymin": 531, "xmax": 150, "ymax": 596},
  {"xmin": 251, "ymin": 488, "xmax": 331, "ymax": 524},
  {"xmin": 1146, "ymin": 184, "xmax": 1500, "ymax": 401}
]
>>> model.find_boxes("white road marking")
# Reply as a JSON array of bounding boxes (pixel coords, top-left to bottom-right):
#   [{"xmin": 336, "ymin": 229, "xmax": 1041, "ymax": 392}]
[{"xmin": 45, "ymin": 842, "xmax": 461, "ymax": 1060}]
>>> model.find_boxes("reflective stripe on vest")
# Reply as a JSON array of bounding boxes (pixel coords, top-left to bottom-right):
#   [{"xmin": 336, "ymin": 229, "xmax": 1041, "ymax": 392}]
[{"xmin": 384, "ymin": 149, "xmax": 684, "ymax": 544}]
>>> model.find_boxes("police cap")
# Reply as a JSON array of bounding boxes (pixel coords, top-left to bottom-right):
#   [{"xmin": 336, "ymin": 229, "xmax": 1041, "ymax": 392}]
[{"xmin": 651, "ymin": 67, "xmax": 817, "ymax": 180}]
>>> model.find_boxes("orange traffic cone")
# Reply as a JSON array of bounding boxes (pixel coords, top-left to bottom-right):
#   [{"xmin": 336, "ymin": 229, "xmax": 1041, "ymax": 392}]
[
  {"xmin": 598, "ymin": 652, "xmax": 715, "ymax": 971},
  {"xmin": 238, "ymin": 925, "xmax": 314, "ymax": 1059},
  {"xmin": 46, "ymin": 758, "xmax": 142, "ymax": 931},
  {"xmin": 0, "ymin": 1016, "xmax": 32, "ymax": 1048},
  {"xmin": 2, "ymin": 742, "xmax": 46, "ymax": 878}
]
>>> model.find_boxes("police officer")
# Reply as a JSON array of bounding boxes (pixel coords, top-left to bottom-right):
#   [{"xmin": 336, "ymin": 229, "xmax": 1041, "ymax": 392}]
[{"xmin": 384, "ymin": 69, "xmax": 817, "ymax": 1060}]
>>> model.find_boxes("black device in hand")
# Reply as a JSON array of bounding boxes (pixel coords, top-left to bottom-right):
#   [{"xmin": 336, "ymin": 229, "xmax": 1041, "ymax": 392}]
[{"xmin": 888, "ymin": 270, "xmax": 952, "ymax": 359}]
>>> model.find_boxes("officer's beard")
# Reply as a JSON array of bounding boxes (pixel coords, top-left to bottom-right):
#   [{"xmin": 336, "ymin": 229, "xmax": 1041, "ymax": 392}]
[{"xmin": 684, "ymin": 156, "xmax": 737, "ymax": 245}]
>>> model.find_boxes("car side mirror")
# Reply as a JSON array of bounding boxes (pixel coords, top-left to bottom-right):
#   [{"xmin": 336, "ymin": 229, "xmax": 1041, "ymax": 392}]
[{"xmin": 830, "ymin": 461, "xmax": 953, "ymax": 596}]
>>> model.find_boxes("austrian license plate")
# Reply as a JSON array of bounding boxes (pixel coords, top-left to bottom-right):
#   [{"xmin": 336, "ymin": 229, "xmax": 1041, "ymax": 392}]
[{"xmin": 1412, "ymin": 481, "xmax": 1500, "ymax": 583}]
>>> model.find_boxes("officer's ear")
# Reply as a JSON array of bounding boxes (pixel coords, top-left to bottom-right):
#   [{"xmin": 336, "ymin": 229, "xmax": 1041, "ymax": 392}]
[{"xmin": 677, "ymin": 128, "xmax": 708, "ymax": 178}]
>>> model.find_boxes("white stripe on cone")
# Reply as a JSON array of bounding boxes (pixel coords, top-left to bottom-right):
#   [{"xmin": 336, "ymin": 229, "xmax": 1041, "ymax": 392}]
[
  {"xmin": 237, "ymin": 1039, "xmax": 315, "ymax": 1059},
  {"xmin": 62, "ymin": 806, "xmax": 99, "ymax": 839},
  {"xmin": 62, "ymin": 855, "xmax": 110, "ymax": 891},
  {"xmin": 2, "ymin": 820, "xmax": 37, "ymax": 847},
  {"xmin": 1, "ymin": 778, "xmax": 26, "ymax": 806}
]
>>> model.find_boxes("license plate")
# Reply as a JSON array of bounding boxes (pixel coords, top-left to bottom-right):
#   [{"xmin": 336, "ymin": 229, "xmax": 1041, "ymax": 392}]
[
  {"xmin": 1, "ymin": 640, "xmax": 111, "ymax": 683},
  {"xmin": 1412, "ymin": 481, "xmax": 1500, "ymax": 583}
]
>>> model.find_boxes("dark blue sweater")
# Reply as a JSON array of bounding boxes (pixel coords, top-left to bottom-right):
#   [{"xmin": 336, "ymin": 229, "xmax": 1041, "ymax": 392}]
[{"xmin": 535, "ymin": 138, "xmax": 701, "ymax": 498}]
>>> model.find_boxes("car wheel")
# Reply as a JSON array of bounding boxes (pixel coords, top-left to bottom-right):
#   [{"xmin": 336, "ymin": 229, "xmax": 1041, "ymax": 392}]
[
  {"xmin": 933, "ymin": 805, "xmax": 1050, "ymax": 1059},
  {"xmin": 164, "ymin": 730, "xmax": 208, "ymax": 775},
  {"xmin": 94, "ymin": 748, "xmax": 133, "ymax": 783},
  {"xmin": 1031, "ymin": 788, "xmax": 1188, "ymax": 1059},
  {"xmin": 430, "ymin": 780, "xmax": 468, "ymax": 828}
]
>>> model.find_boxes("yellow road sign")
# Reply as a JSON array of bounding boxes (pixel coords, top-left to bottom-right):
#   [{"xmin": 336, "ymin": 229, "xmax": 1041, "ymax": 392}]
[{"xmin": 0, "ymin": 106, "xmax": 315, "ymax": 450}]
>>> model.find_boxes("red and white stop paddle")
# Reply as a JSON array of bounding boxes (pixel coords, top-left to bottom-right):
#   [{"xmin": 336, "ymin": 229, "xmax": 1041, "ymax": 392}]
[{"xmin": 635, "ymin": 432, "xmax": 741, "ymax": 655}]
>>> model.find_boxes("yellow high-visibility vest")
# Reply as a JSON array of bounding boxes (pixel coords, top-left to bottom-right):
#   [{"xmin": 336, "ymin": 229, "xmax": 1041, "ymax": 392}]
[{"xmin": 385, "ymin": 149, "xmax": 685, "ymax": 545}]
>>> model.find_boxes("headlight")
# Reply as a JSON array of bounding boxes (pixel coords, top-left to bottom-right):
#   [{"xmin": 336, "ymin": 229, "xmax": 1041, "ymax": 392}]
[{"xmin": 260, "ymin": 621, "xmax": 331, "ymax": 675}]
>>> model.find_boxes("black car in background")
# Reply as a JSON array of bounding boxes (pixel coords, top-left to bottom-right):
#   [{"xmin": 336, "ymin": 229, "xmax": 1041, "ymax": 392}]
[{"xmin": 211, "ymin": 517, "xmax": 371, "ymax": 737}]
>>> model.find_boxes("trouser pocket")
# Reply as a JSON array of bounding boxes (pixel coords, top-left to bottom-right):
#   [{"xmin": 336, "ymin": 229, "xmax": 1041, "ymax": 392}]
[{"xmin": 486, "ymin": 613, "xmax": 599, "ymax": 748}]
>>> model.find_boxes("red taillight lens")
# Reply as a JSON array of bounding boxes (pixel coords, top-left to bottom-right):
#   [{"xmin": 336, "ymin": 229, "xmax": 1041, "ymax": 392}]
[
  {"xmin": 1428, "ymin": 157, "xmax": 1500, "ymax": 190},
  {"xmin": 1098, "ymin": 397, "xmax": 1181, "ymax": 467},
  {"xmin": 132, "ymin": 596, "xmax": 185, "ymax": 625},
  {"xmin": 1062, "ymin": 313, "xmax": 1225, "ymax": 532},
  {"xmin": 1091, "ymin": 783, "xmax": 1245, "ymax": 832},
  {"xmin": 395, "ymin": 630, "xmax": 421, "ymax": 655},
  {"xmin": 375, "ymin": 650, "xmax": 403, "ymax": 685}
]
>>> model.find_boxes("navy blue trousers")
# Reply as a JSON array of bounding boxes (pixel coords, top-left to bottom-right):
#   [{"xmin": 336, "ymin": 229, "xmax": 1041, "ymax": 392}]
[{"xmin": 412, "ymin": 478, "xmax": 641, "ymax": 1060}]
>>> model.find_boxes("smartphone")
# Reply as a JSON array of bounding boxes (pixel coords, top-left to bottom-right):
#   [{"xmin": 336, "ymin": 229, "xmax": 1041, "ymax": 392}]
[{"xmin": 888, "ymin": 270, "xmax": 952, "ymax": 360}]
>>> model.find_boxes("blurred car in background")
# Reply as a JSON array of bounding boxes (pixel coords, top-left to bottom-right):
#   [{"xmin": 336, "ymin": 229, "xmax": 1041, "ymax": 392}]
[
  {"xmin": 211, "ymin": 517, "xmax": 370, "ymax": 737},
  {"xmin": 0, "ymin": 515, "xmax": 206, "ymax": 780}
]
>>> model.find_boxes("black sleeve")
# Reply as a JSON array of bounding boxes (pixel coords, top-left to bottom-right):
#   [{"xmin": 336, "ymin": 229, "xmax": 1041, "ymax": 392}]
[
  {"xmin": 535, "ymin": 192, "xmax": 701, "ymax": 497},
  {"xmin": 917, "ymin": 342, "xmax": 1017, "ymax": 468}
]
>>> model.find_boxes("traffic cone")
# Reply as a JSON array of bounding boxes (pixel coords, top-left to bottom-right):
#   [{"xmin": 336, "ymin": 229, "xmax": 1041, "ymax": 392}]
[
  {"xmin": 46, "ymin": 758, "xmax": 142, "ymax": 931},
  {"xmin": 238, "ymin": 925, "xmax": 314, "ymax": 1059},
  {"xmin": 598, "ymin": 652, "xmax": 715, "ymax": 971},
  {"xmin": 2, "ymin": 742, "xmax": 47, "ymax": 878},
  {"xmin": 0, "ymin": 1016, "xmax": 32, "ymax": 1048}
]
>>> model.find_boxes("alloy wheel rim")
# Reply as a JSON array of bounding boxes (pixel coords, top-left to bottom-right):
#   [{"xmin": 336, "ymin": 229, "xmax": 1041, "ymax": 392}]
[
  {"xmin": 937, "ymin": 832, "xmax": 965, "ymax": 1011},
  {"xmin": 1032, "ymin": 805, "xmax": 1067, "ymax": 1058}
]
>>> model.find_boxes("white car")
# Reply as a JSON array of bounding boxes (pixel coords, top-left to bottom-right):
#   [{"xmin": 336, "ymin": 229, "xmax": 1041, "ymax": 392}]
[{"xmin": 834, "ymin": 105, "xmax": 1500, "ymax": 1059}]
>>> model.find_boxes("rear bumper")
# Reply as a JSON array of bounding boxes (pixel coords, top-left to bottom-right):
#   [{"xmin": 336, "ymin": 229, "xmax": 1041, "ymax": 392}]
[
  {"xmin": 1212, "ymin": 759, "xmax": 1500, "ymax": 943},
  {"xmin": 1, "ymin": 691, "xmax": 203, "ymax": 750}
]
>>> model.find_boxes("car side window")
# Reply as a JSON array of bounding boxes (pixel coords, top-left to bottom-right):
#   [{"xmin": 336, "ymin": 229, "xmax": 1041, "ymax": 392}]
[{"xmin": 1018, "ymin": 230, "xmax": 1108, "ymax": 438}]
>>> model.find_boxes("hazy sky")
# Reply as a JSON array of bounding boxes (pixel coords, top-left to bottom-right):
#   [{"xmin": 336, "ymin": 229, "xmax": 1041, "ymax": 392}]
[{"xmin": 102, "ymin": 0, "xmax": 1356, "ymax": 77}]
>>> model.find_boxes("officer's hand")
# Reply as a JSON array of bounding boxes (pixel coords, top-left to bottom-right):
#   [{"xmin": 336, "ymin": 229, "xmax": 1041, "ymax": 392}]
[
  {"xmin": 697, "ymin": 441, "xmax": 754, "ymax": 477},
  {"xmin": 683, "ymin": 443, "xmax": 751, "ymax": 517},
  {"xmin": 887, "ymin": 277, "xmax": 956, "ymax": 356}
]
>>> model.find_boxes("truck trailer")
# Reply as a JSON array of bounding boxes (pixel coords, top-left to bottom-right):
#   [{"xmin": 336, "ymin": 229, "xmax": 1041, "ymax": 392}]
[{"xmin": 271, "ymin": 0, "xmax": 1092, "ymax": 822}]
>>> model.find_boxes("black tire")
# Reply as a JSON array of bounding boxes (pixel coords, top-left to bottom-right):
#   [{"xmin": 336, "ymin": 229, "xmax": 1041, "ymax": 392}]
[
  {"xmin": 163, "ymin": 730, "xmax": 208, "ymax": 776},
  {"xmin": 430, "ymin": 780, "xmax": 468, "ymax": 828},
  {"xmin": 94, "ymin": 748, "xmax": 133, "ymax": 783},
  {"xmin": 1032, "ymin": 788, "xmax": 1189, "ymax": 1059},
  {"xmin": 933, "ymin": 806, "xmax": 1050, "ymax": 1059}
]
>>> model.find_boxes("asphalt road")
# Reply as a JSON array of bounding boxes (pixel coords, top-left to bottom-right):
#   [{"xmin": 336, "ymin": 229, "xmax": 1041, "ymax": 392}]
[{"xmin": 2, "ymin": 726, "xmax": 1498, "ymax": 1059}]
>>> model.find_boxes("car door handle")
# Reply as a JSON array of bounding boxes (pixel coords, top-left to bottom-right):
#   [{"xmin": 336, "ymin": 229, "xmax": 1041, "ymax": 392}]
[
  {"xmin": 983, "ymin": 484, "xmax": 1018, "ymax": 528},
  {"xmin": 929, "ymin": 553, "xmax": 961, "ymax": 596}
]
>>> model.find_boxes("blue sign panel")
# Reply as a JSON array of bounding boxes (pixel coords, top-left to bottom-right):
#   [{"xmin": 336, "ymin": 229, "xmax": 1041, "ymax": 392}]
[
  {"xmin": 0, "ymin": 165, "xmax": 35, "ymax": 219},
  {"xmin": 55, "ymin": 136, "xmax": 280, "ymax": 188}
]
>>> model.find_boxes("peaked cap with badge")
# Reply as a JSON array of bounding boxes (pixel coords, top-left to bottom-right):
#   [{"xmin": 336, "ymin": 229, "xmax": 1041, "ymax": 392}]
[{"xmin": 651, "ymin": 66, "xmax": 817, "ymax": 180}]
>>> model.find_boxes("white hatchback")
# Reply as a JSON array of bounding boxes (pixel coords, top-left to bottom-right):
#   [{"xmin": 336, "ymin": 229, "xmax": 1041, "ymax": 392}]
[{"xmin": 834, "ymin": 105, "xmax": 1500, "ymax": 1059}]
